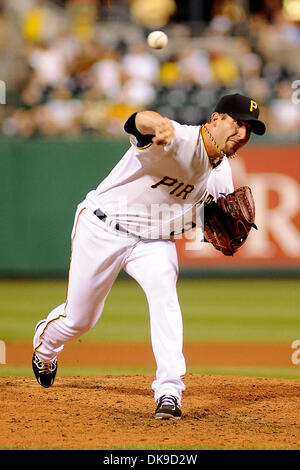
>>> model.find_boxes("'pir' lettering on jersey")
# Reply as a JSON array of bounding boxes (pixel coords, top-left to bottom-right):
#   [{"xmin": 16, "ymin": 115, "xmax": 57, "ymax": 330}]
[{"xmin": 151, "ymin": 176, "xmax": 195, "ymax": 200}]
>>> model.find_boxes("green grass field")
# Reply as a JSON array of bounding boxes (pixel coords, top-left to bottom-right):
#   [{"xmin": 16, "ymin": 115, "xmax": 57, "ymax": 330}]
[
  {"xmin": 0, "ymin": 278, "xmax": 299, "ymax": 343},
  {"xmin": 0, "ymin": 278, "xmax": 299, "ymax": 380}
]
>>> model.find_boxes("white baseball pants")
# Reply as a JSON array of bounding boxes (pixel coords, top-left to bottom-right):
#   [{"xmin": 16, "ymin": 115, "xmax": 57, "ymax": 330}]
[{"xmin": 34, "ymin": 204, "xmax": 186, "ymax": 402}]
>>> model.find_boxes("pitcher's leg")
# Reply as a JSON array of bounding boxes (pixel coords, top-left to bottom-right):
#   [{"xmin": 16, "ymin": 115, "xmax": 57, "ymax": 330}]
[
  {"xmin": 34, "ymin": 208, "xmax": 132, "ymax": 363},
  {"xmin": 33, "ymin": 303, "xmax": 67, "ymax": 360},
  {"xmin": 125, "ymin": 240, "xmax": 186, "ymax": 403}
]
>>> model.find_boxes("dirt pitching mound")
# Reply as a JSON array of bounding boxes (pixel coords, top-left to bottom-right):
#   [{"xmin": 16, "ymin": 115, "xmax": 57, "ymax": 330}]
[{"xmin": 1, "ymin": 374, "xmax": 299, "ymax": 449}]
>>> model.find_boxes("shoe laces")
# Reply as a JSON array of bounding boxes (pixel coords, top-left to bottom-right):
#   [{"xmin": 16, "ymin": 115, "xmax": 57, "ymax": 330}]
[
  {"xmin": 34, "ymin": 355, "xmax": 56, "ymax": 374},
  {"xmin": 158, "ymin": 395, "xmax": 179, "ymax": 409}
]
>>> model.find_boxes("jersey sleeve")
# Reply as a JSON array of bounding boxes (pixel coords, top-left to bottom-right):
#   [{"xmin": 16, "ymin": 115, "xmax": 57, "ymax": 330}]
[
  {"xmin": 124, "ymin": 115, "xmax": 205, "ymax": 172},
  {"xmin": 165, "ymin": 120, "xmax": 200, "ymax": 151},
  {"xmin": 206, "ymin": 157, "xmax": 234, "ymax": 200},
  {"xmin": 124, "ymin": 112, "xmax": 155, "ymax": 148},
  {"xmin": 162, "ymin": 120, "xmax": 203, "ymax": 167}
]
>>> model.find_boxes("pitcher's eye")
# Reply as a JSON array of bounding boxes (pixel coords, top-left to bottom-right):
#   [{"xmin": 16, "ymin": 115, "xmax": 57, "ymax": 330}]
[{"xmin": 237, "ymin": 120, "xmax": 253, "ymax": 132}]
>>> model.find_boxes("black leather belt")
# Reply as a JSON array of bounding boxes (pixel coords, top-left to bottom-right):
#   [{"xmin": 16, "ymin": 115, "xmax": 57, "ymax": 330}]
[
  {"xmin": 94, "ymin": 209, "xmax": 141, "ymax": 239},
  {"xmin": 94, "ymin": 208, "xmax": 107, "ymax": 222}
]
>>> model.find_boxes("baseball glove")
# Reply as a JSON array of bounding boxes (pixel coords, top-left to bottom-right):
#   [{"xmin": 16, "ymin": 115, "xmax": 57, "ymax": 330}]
[{"xmin": 204, "ymin": 186, "xmax": 257, "ymax": 256}]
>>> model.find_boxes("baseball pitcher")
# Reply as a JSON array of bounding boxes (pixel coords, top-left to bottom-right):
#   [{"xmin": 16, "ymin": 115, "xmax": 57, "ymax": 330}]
[{"xmin": 32, "ymin": 93, "xmax": 266, "ymax": 419}]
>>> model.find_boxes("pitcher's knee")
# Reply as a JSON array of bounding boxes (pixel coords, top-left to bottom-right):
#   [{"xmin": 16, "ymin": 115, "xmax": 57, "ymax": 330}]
[
  {"xmin": 148, "ymin": 280, "xmax": 178, "ymax": 302},
  {"xmin": 63, "ymin": 317, "xmax": 94, "ymax": 336},
  {"xmin": 142, "ymin": 269, "xmax": 177, "ymax": 296}
]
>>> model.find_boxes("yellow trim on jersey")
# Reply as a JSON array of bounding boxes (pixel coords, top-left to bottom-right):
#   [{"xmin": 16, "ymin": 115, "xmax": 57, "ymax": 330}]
[
  {"xmin": 34, "ymin": 314, "xmax": 67, "ymax": 353},
  {"xmin": 129, "ymin": 135, "xmax": 153, "ymax": 150}
]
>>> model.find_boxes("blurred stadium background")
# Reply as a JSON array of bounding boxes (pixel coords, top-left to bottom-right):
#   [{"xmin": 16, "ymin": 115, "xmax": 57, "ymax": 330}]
[{"xmin": 0, "ymin": 0, "xmax": 299, "ymax": 378}]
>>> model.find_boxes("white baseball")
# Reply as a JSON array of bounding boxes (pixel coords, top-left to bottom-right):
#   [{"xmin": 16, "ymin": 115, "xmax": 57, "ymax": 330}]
[{"xmin": 147, "ymin": 31, "xmax": 168, "ymax": 50}]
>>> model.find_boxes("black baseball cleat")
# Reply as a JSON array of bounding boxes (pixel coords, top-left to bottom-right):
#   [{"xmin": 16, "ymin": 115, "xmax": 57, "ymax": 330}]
[
  {"xmin": 155, "ymin": 395, "xmax": 182, "ymax": 420},
  {"xmin": 32, "ymin": 353, "xmax": 57, "ymax": 388}
]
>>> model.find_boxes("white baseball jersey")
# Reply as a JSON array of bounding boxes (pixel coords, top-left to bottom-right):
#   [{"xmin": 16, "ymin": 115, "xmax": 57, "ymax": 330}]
[{"xmin": 84, "ymin": 120, "xmax": 234, "ymax": 239}]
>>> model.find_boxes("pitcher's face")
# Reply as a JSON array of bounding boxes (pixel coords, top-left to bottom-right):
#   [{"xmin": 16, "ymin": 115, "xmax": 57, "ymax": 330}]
[{"xmin": 213, "ymin": 113, "xmax": 252, "ymax": 155}]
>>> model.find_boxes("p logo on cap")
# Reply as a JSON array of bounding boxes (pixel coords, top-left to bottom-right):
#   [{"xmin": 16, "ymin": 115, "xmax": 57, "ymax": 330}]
[
  {"xmin": 214, "ymin": 93, "xmax": 266, "ymax": 135},
  {"xmin": 250, "ymin": 100, "xmax": 257, "ymax": 112}
]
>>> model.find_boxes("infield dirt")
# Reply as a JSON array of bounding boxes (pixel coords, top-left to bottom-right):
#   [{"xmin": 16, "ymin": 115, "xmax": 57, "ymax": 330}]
[
  {"xmin": 5, "ymin": 341, "xmax": 296, "ymax": 367},
  {"xmin": 1, "ymin": 342, "xmax": 300, "ymax": 449},
  {"xmin": 1, "ymin": 374, "xmax": 299, "ymax": 449}
]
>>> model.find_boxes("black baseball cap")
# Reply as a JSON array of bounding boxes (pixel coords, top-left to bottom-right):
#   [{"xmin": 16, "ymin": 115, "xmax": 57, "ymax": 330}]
[{"xmin": 214, "ymin": 93, "xmax": 266, "ymax": 135}]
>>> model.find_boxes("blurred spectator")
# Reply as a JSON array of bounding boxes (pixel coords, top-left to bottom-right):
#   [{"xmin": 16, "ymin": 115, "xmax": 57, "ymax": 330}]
[
  {"xmin": 121, "ymin": 42, "xmax": 160, "ymax": 84},
  {"xmin": 239, "ymin": 46, "xmax": 263, "ymax": 80},
  {"xmin": 177, "ymin": 48, "xmax": 214, "ymax": 86},
  {"xmin": 22, "ymin": 4, "xmax": 46, "ymax": 42},
  {"xmin": 244, "ymin": 77, "xmax": 270, "ymax": 105},
  {"xmin": 209, "ymin": 49, "xmax": 240, "ymax": 86},
  {"xmin": 273, "ymin": 9, "xmax": 300, "ymax": 45},
  {"xmin": 208, "ymin": 14, "xmax": 233, "ymax": 36},
  {"xmin": 89, "ymin": 48, "xmax": 122, "ymax": 101},
  {"xmin": 0, "ymin": 5, "xmax": 11, "ymax": 49},
  {"xmin": 28, "ymin": 41, "xmax": 68, "ymax": 87},
  {"xmin": 129, "ymin": 0, "xmax": 176, "ymax": 28},
  {"xmin": 37, "ymin": 85, "xmax": 82, "ymax": 136},
  {"xmin": 20, "ymin": 0, "xmax": 66, "ymax": 43},
  {"xmin": 268, "ymin": 80, "xmax": 300, "ymax": 136},
  {"xmin": 68, "ymin": 0, "xmax": 97, "ymax": 43},
  {"xmin": 120, "ymin": 77, "xmax": 156, "ymax": 107},
  {"xmin": 1, "ymin": 0, "xmax": 300, "ymax": 139},
  {"xmin": 2, "ymin": 108, "xmax": 37, "ymax": 137},
  {"xmin": 159, "ymin": 60, "xmax": 180, "ymax": 87},
  {"xmin": 21, "ymin": 71, "xmax": 46, "ymax": 107}
]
